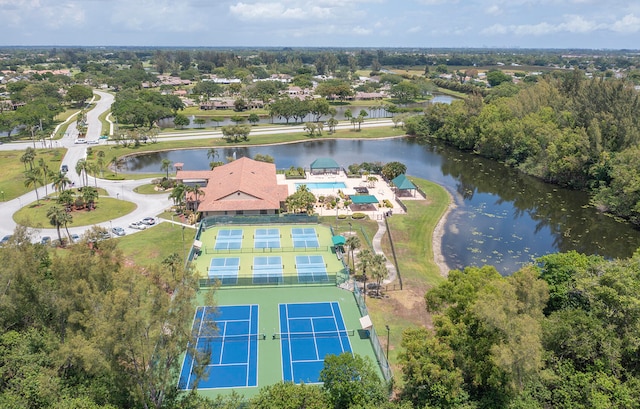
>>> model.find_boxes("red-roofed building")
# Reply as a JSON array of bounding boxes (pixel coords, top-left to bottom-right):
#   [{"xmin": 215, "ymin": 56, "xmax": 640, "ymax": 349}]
[{"xmin": 175, "ymin": 157, "xmax": 288, "ymax": 216}]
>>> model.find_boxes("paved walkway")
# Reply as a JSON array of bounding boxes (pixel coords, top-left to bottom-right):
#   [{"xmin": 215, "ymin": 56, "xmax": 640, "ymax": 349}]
[{"xmin": 372, "ymin": 219, "xmax": 398, "ymax": 285}]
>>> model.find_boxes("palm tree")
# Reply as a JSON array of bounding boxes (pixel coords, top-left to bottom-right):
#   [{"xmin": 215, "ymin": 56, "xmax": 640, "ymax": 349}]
[
  {"xmin": 327, "ymin": 117, "xmax": 338, "ymax": 133},
  {"xmin": 20, "ymin": 147, "xmax": 36, "ymax": 171},
  {"xmin": 57, "ymin": 189, "xmax": 75, "ymax": 210},
  {"xmin": 60, "ymin": 210, "xmax": 73, "ymax": 242},
  {"xmin": 38, "ymin": 158, "xmax": 52, "ymax": 197},
  {"xmin": 357, "ymin": 249, "xmax": 373, "ymax": 296},
  {"xmin": 75, "ymin": 159, "xmax": 89, "ymax": 187},
  {"xmin": 207, "ymin": 148, "xmax": 218, "ymax": 162},
  {"xmin": 160, "ymin": 159, "xmax": 172, "ymax": 179},
  {"xmin": 96, "ymin": 156, "xmax": 105, "ymax": 178},
  {"xmin": 345, "ymin": 236, "xmax": 361, "ymax": 272},
  {"xmin": 97, "ymin": 151, "xmax": 106, "ymax": 176},
  {"xmin": 370, "ymin": 253, "xmax": 387, "ymax": 296},
  {"xmin": 52, "ymin": 171, "xmax": 71, "ymax": 194},
  {"xmin": 110, "ymin": 156, "xmax": 124, "ymax": 176},
  {"xmin": 82, "ymin": 186, "xmax": 99, "ymax": 210},
  {"xmin": 169, "ymin": 183, "xmax": 187, "ymax": 212},
  {"xmin": 47, "ymin": 205, "xmax": 66, "ymax": 244},
  {"xmin": 24, "ymin": 169, "xmax": 42, "ymax": 204},
  {"xmin": 185, "ymin": 184, "xmax": 204, "ymax": 212},
  {"xmin": 88, "ymin": 163, "xmax": 100, "ymax": 187},
  {"xmin": 162, "ymin": 253, "xmax": 183, "ymax": 279}
]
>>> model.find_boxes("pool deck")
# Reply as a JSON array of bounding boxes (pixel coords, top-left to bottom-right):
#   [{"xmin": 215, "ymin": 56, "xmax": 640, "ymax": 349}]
[{"xmin": 278, "ymin": 171, "xmax": 424, "ymax": 219}]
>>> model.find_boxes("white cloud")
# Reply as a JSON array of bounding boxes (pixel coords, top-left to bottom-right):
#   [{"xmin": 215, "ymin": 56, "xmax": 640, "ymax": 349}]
[
  {"xmin": 486, "ymin": 5, "xmax": 502, "ymax": 16},
  {"xmin": 352, "ymin": 26, "xmax": 372, "ymax": 35},
  {"xmin": 481, "ymin": 15, "xmax": 600, "ymax": 36},
  {"xmin": 230, "ymin": 1, "xmax": 338, "ymax": 21},
  {"xmin": 611, "ymin": 13, "xmax": 640, "ymax": 33},
  {"xmin": 407, "ymin": 26, "xmax": 422, "ymax": 33},
  {"xmin": 416, "ymin": 0, "xmax": 458, "ymax": 5}
]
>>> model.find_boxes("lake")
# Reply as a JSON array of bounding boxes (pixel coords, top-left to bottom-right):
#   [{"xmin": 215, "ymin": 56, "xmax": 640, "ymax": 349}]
[
  {"xmin": 123, "ymin": 138, "xmax": 640, "ymax": 274},
  {"xmin": 158, "ymin": 94, "xmax": 456, "ymax": 129}
]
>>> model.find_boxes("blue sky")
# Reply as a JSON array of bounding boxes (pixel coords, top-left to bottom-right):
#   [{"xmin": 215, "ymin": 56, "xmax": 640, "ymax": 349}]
[{"xmin": 2, "ymin": 0, "xmax": 640, "ymax": 49}]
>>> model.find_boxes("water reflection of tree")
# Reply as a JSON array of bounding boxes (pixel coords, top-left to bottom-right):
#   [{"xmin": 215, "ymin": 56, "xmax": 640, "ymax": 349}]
[{"xmin": 435, "ymin": 139, "xmax": 640, "ymax": 260}]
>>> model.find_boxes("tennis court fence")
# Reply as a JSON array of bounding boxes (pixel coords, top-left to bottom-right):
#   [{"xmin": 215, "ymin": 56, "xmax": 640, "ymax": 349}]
[
  {"xmin": 199, "ymin": 271, "xmax": 349, "ymax": 289},
  {"xmin": 202, "ymin": 214, "xmax": 319, "ymax": 227},
  {"xmin": 353, "ymin": 281, "xmax": 392, "ymax": 382},
  {"xmin": 204, "ymin": 245, "xmax": 332, "ymax": 254}
]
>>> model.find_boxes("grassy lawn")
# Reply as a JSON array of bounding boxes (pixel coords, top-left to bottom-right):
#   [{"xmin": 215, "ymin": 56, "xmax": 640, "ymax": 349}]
[
  {"xmin": 116, "ymin": 222, "xmax": 196, "ymax": 267},
  {"xmin": 13, "ymin": 197, "xmax": 137, "ymax": 228},
  {"xmin": 364, "ymin": 177, "xmax": 450, "ymax": 373},
  {"xmin": 0, "ymin": 148, "xmax": 67, "ymax": 201},
  {"xmin": 98, "ymin": 109, "xmax": 111, "ymax": 137},
  {"xmin": 133, "ymin": 183, "xmax": 168, "ymax": 194}
]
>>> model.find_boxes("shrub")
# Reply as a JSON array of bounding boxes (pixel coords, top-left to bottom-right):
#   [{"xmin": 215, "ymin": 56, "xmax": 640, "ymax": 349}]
[
  {"xmin": 337, "ymin": 214, "xmax": 348, "ymax": 219},
  {"xmin": 351, "ymin": 212, "xmax": 367, "ymax": 220},
  {"xmin": 383, "ymin": 199, "xmax": 393, "ymax": 208}
]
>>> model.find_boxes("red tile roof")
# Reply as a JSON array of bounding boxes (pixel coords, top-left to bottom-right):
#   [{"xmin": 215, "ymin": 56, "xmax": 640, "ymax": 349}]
[{"xmin": 175, "ymin": 157, "xmax": 288, "ymax": 212}]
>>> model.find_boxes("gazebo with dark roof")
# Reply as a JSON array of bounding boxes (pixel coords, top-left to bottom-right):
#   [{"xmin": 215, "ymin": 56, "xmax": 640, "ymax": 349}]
[
  {"xmin": 349, "ymin": 194, "xmax": 379, "ymax": 211},
  {"xmin": 310, "ymin": 158, "xmax": 341, "ymax": 175},
  {"xmin": 392, "ymin": 174, "xmax": 417, "ymax": 197}
]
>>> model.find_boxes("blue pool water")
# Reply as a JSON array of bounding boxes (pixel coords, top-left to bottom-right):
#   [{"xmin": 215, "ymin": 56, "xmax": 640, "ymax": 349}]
[{"xmin": 296, "ymin": 182, "xmax": 347, "ymax": 190}]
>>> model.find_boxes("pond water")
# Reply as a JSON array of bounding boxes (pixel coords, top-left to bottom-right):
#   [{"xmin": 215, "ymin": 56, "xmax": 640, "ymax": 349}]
[
  {"xmin": 158, "ymin": 94, "xmax": 456, "ymax": 129},
  {"xmin": 123, "ymin": 138, "xmax": 640, "ymax": 274}
]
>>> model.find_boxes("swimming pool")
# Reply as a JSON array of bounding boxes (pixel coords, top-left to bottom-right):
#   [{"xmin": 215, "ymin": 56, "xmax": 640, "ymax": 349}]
[{"xmin": 296, "ymin": 182, "xmax": 347, "ymax": 190}]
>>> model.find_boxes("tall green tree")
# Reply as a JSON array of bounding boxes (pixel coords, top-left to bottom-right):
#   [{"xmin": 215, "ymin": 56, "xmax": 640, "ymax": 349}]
[
  {"xmin": 320, "ymin": 353, "xmax": 388, "ymax": 409},
  {"xmin": 249, "ymin": 381, "xmax": 328, "ymax": 409}
]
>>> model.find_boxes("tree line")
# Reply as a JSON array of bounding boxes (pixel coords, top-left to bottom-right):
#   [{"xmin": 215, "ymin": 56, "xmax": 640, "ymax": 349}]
[
  {"xmin": 5, "ymin": 227, "xmax": 640, "ymax": 409},
  {"xmin": 405, "ymin": 71, "xmax": 640, "ymax": 226},
  {"xmin": 398, "ymin": 250, "xmax": 640, "ymax": 408}
]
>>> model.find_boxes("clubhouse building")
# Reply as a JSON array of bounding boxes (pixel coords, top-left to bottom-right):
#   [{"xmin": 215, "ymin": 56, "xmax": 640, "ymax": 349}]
[{"xmin": 175, "ymin": 157, "xmax": 289, "ymax": 217}]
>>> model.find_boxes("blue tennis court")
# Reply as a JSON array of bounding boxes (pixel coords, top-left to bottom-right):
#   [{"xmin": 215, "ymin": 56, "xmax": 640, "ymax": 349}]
[
  {"xmin": 208, "ymin": 257, "xmax": 240, "ymax": 285},
  {"xmin": 291, "ymin": 227, "xmax": 319, "ymax": 248},
  {"xmin": 214, "ymin": 229, "xmax": 243, "ymax": 250},
  {"xmin": 254, "ymin": 228, "xmax": 281, "ymax": 249},
  {"xmin": 253, "ymin": 256, "xmax": 283, "ymax": 284},
  {"xmin": 277, "ymin": 302, "xmax": 353, "ymax": 384},
  {"xmin": 178, "ymin": 305, "xmax": 261, "ymax": 390},
  {"xmin": 295, "ymin": 255, "xmax": 329, "ymax": 283}
]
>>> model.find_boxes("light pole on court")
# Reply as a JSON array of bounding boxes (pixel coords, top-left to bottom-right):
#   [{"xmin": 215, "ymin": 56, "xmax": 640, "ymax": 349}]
[{"xmin": 385, "ymin": 325, "xmax": 390, "ymax": 360}]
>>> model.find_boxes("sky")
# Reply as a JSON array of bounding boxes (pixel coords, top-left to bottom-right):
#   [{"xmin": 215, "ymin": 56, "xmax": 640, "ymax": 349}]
[{"xmin": 2, "ymin": 0, "xmax": 640, "ymax": 49}]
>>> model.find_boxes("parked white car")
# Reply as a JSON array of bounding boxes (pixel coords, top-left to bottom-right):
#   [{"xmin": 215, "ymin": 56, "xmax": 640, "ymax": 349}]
[
  {"xmin": 129, "ymin": 221, "xmax": 147, "ymax": 230},
  {"xmin": 141, "ymin": 217, "xmax": 156, "ymax": 226}
]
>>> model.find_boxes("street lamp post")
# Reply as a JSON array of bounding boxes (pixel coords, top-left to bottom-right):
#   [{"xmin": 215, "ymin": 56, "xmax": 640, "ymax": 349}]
[
  {"xmin": 1, "ymin": 191, "xmax": 4, "ymax": 201},
  {"xmin": 348, "ymin": 222, "xmax": 352, "ymax": 236},
  {"xmin": 18, "ymin": 197, "xmax": 22, "ymax": 208},
  {"xmin": 385, "ymin": 325, "xmax": 390, "ymax": 360},
  {"xmin": 182, "ymin": 226, "xmax": 186, "ymax": 261}
]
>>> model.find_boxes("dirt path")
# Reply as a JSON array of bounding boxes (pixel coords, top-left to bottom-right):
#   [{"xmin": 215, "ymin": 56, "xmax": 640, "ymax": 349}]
[{"xmin": 432, "ymin": 190, "xmax": 455, "ymax": 277}]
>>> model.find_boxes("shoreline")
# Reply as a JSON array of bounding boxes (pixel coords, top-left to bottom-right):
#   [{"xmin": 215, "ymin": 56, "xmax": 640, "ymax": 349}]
[{"xmin": 432, "ymin": 188, "xmax": 454, "ymax": 277}]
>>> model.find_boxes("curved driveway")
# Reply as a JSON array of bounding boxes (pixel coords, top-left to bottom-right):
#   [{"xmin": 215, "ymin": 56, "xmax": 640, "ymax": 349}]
[
  {"xmin": 0, "ymin": 90, "xmax": 172, "ymax": 241},
  {"xmin": 0, "ymin": 91, "xmax": 398, "ymax": 242}
]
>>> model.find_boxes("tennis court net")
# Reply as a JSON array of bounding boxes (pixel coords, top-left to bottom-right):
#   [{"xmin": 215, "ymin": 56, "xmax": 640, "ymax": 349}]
[
  {"xmin": 195, "ymin": 333, "xmax": 267, "ymax": 342},
  {"xmin": 272, "ymin": 329, "xmax": 355, "ymax": 340}
]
